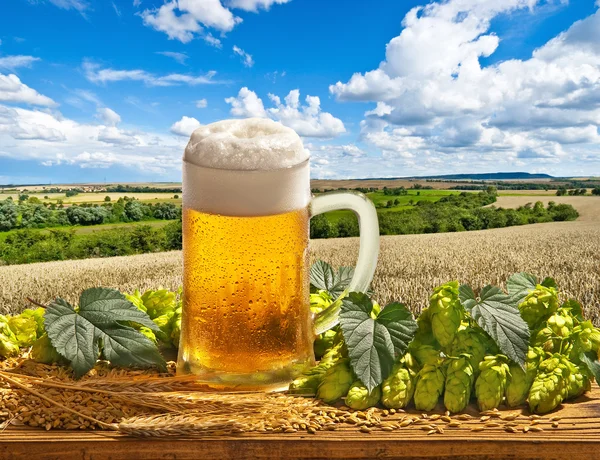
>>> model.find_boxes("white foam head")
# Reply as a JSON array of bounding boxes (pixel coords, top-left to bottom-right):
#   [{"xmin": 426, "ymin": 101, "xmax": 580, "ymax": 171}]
[
  {"xmin": 184, "ymin": 118, "xmax": 308, "ymax": 171},
  {"xmin": 183, "ymin": 118, "xmax": 310, "ymax": 217}
]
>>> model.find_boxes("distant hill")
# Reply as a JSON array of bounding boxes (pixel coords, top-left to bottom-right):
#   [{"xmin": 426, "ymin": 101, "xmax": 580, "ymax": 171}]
[{"xmin": 409, "ymin": 172, "xmax": 554, "ymax": 180}]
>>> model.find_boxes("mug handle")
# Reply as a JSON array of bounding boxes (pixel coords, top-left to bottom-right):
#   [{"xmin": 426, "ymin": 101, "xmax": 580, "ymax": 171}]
[{"xmin": 310, "ymin": 191, "xmax": 380, "ymax": 335}]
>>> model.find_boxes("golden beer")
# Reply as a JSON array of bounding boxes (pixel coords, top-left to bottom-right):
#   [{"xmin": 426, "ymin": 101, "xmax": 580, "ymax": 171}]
[{"xmin": 180, "ymin": 207, "xmax": 314, "ymax": 380}]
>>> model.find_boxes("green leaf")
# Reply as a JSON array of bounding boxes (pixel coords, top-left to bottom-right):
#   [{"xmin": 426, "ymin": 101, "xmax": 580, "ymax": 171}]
[
  {"xmin": 462, "ymin": 285, "xmax": 530, "ymax": 368},
  {"xmin": 458, "ymin": 285, "xmax": 477, "ymax": 310},
  {"xmin": 310, "ymin": 260, "xmax": 354, "ymax": 298},
  {"xmin": 541, "ymin": 277, "xmax": 558, "ymax": 290},
  {"xmin": 45, "ymin": 288, "xmax": 166, "ymax": 378},
  {"xmin": 506, "ymin": 272, "xmax": 538, "ymax": 305},
  {"xmin": 580, "ymin": 352, "xmax": 600, "ymax": 388},
  {"xmin": 339, "ymin": 293, "xmax": 417, "ymax": 392}
]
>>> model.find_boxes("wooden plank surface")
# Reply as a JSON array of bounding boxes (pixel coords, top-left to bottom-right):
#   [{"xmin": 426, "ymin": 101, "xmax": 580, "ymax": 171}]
[{"xmin": 1, "ymin": 388, "xmax": 600, "ymax": 460}]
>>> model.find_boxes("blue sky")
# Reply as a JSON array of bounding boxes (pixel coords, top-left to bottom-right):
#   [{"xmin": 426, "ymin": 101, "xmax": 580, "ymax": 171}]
[{"xmin": 0, "ymin": 0, "xmax": 599, "ymax": 184}]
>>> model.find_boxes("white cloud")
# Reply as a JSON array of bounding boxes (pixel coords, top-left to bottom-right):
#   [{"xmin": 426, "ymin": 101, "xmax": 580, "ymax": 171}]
[
  {"xmin": 0, "ymin": 55, "xmax": 41, "ymax": 71},
  {"xmin": 195, "ymin": 98, "xmax": 208, "ymax": 108},
  {"xmin": 227, "ymin": 0, "xmax": 291, "ymax": 12},
  {"xmin": 225, "ymin": 87, "xmax": 267, "ymax": 117},
  {"xmin": 156, "ymin": 51, "xmax": 188, "ymax": 64},
  {"xmin": 140, "ymin": 0, "xmax": 291, "ymax": 43},
  {"xmin": 0, "ymin": 73, "xmax": 56, "ymax": 106},
  {"xmin": 44, "ymin": 0, "xmax": 89, "ymax": 13},
  {"xmin": 225, "ymin": 87, "xmax": 346, "ymax": 138},
  {"xmin": 327, "ymin": 0, "xmax": 600, "ymax": 173},
  {"xmin": 83, "ymin": 61, "xmax": 225, "ymax": 86},
  {"xmin": 203, "ymin": 33, "xmax": 222, "ymax": 48},
  {"xmin": 133, "ymin": 0, "xmax": 141, "ymax": 6},
  {"xmin": 0, "ymin": 103, "xmax": 184, "ymax": 173},
  {"xmin": 112, "ymin": 1, "xmax": 121, "ymax": 16},
  {"xmin": 95, "ymin": 107, "xmax": 121, "ymax": 126},
  {"xmin": 170, "ymin": 116, "xmax": 201, "ymax": 136},
  {"xmin": 232, "ymin": 45, "xmax": 254, "ymax": 67}
]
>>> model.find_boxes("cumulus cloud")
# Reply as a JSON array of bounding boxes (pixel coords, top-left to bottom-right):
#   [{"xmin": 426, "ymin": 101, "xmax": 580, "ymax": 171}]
[
  {"xmin": 232, "ymin": 45, "xmax": 254, "ymax": 67},
  {"xmin": 170, "ymin": 116, "xmax": 201, "ymax": 136},
  {"xmin": 0, "ymin": 102, "xmax": 184, "ymax": 173},
  {"xmin": 0, "ymin": 73, "xmax": 56, "ymax": 106},
  {"xmin": 156, "ymin": 51, "xmax": 188, "ymax": 64},
  {"xmin": 225, "ymin": 87, "xmax": 346, "ymax": 138},
  {"xmin": 328, "ymin": 0, "xmax": 600, "ymax": 174},
  {"xmin": 195, "ymin": 98, "xmax": 208, "ymax": 108},
  {"xmin": 95, "ymin": 107, "xmax": 121, "ymax": 126},
  {"xmin": 83, "ymin": 61, "xmax": 225, "ymax": 86},
  {"xmin": 0, "ymin": 55, "xmax": 41, "ymax": 71},
  {"xmin": 140, "ymin": 0, "xmax": 290, "ymax": 43}
]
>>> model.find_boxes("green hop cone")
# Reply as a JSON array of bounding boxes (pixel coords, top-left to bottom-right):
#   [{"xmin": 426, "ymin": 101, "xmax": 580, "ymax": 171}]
[
  {"xmin": 138, "ymin": 326, "xmax": 158, "ymax": 345},
  {"xmin": 564, "ymin": 360, "xmax": 591, "ymax": 400},
  {"xmin": 0, "ymin": 332, "xmax": 19, "ymax": 358},
  {"xmin": 381, "ymin": 362, "xmax": 415, "ymax": 409},
  {"xmin": 413, "ymin": 362, "xmax": 445, "ymax": 411},
  {"xmin": 444, "ymin": 354, "xmax": 475, "ymax": 413},
  {"xmin": 410, "ymin": 344, "xmax": 441, "ymax": 367},
  {"xmin": 570, "ymin": 320, "xmax": 600, "ymax": 361},
  {"xmin": 314, "ymin": 328, "xmax": 338, "ymax": 360},
  {"xmin": 289, "ymin": 341, "xmax": 346, "ymax": 396},
  {"xmin": 429, "ymin": 282, "xmax": 463, "ymax": 348},
  {"xmin": 518, "ymin": 285, "xmax": 559, "ymax": 329},
  {"xmin": 140, "ymin": 289, "xmax": 177, "ymax": 319},
  {"xmin": 505, "ymin": 347, "xmax": 544, "ymax": 407},
  {"xmin": 31, "ymin": 333, "xmax": 64, "ymax": 365},
  {"xmin": 153, "ymin": 311, "xmax": 175, "ymax": 346},
  {"xmin": 125, "ymin": 290, "xmax": 146, "ymax": 312},
  {"xmin": 316, "ymin": 358, "xmax": 354, "ymax": 404},
  {"xmin": 346, "ymin": 381, "xmax": 381, "ymax": 410},
  {"xmin": 475, "ymin": 355, "xmax": 511, "ymax": 411},
  {"xmin": 450, "ymin": 326, "xmax": 496, "ymax": 376},
  {"xmin": 7, "ymin": 315, "xmax": 38, "ymax": 347},
  {"xmin": 20, "ymin": 308, "xmax": 45, "ymax": 338},
  {"xmin": 528, "ymin": 354, "xmax": 570, "ymax": 414},
  {"xmin": 170, "ymin": 304, "xmax": 182, "ymax": 348},
  {"xmin": 309, "ymin": 290, "xmax": 334, "ymax": 314},
  {"xmin": 547, "ymin": 311, "xmax": 574, "ymax": 339}
]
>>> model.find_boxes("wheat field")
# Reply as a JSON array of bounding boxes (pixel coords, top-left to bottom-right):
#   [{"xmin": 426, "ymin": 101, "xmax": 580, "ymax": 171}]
[{"xmin": 1, "ymin": 196, "xmax": 599, "ymax": 323}]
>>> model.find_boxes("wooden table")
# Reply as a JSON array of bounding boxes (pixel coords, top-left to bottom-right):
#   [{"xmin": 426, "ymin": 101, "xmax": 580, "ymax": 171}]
[{"xmin": 1, "ymin": 388, "xmax": 599, "ymax": 460}]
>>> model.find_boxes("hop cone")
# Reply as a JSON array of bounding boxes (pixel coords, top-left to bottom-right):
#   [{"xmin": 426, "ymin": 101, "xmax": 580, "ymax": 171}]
[
  {"xmin": 310, "ymin": 290, "xmax": 333, "ymax": 314},
  {"xmin": 565, "ymin": 360, "xmax": 591, "ymax": 400},
  {"xmin": 475, "ymin": 355, "xmax": 511, "ymax": 411},
  {"xmin": 444, "ymin": 354, "xmax": 475, "ymax": 413},
  {"xmin": 140, "ymin": 289, "xmax": 177, "ymax": 319},
  {"xmin": 314, "ymin": 328, "xmax": 338, "ymax": 360},
  {"xmin": 429, "ymin": 282, "xmax": 463, "ymax": 348},
  {"xmin": 0, "ymin": 316, "xmax": 19, "ymax": 358},
  {"xmin": 346, "ymin": 381, "xmax": 381, "ymax": 410},
  {"xmin": 570, "ymin": 320, "xmax": 600, "ymax": 361},
  {"xmin": 414, "ymin": 363, "xmax": 445, "ymax": 411},
  {"xmin": 381, "ymin": 362, "xmax": 415, "ymax": 409},
  {"xmin": 316, "ymin": 358, "xmax": 354, "ymax": 403},
  {"xmin": 518, "ymin": 285, "xmax": 559, "ymax": 329},
  {"xmin": 30, "ymin": 334, "xmax": 64, "ymax": 365},
  {"xmin": 528, "ymin": 354, "xmax": 570, "ymax": 414},
  {"xmin": 410, "ymin": 344, "xmax": 441, "ymax": 367},
  {"xmin": 289, "ymin": 342, "xmax": 346, "ymax": 396},
  {"xmin": 450, "ymin": 326, "xmax": 496, "ymax": 376},
  {"xmin": 505, "ymin": 347, "xmax": 544, "ymax": 407}
]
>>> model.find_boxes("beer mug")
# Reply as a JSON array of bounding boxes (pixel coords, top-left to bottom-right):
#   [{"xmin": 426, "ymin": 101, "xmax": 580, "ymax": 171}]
[{"xmin": 177, "ymin": 118, "xmax": 380, "ymax": 390}]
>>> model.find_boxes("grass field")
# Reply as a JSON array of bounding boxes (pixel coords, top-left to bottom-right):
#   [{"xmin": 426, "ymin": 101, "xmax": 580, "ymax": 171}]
[
  {"xmin": 1, "ymin": 195, "xmax": 598, "ymax": 323},
  {"xmin": 0, "ymin": 191, "xmax": 181, "ymax": 205}
]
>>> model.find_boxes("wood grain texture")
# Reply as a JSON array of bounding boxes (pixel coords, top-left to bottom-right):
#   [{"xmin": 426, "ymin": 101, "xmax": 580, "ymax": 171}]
[{"xmin": 1, "ymin": 388, "xmax": 600, "ymax": 460}]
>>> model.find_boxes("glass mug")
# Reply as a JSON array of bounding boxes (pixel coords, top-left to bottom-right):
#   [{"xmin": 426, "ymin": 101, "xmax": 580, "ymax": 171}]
[{"xmin": 177, "ymin": 123, "xmax": 380, "ymax": 390}]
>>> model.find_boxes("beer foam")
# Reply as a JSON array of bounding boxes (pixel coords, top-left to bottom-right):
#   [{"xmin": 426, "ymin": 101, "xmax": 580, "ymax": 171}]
[
  {"xmin": 184, "ymin": 118, "xmax": 308, "ymax": 171},
  {"xmin": 183, "ymin": 118, "xmax": 310, "ymax": 217}
]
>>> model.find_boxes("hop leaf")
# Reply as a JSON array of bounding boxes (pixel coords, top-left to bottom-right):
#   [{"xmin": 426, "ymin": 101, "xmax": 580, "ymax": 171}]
[
  {"xmin": 310, "ymin": 260, "xmax": 354, "ymax": 298},
  {"xmin": 413, "ymin": 362, "xmax": 446, "ymax": 411},
  {"xmin": 444, "ymin": 354, "xmax": 475, "ymax": 413},
  {"xmin": 45, "ymin": 288, "xmax": 166, "ymax": 378},
  {"xmin": 346, "ymin": 381, "xmax": 381, "ymax": 410},
  {"xmin": 475, "ymin": 355, "xmax": 511, "ymax": 411}
]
